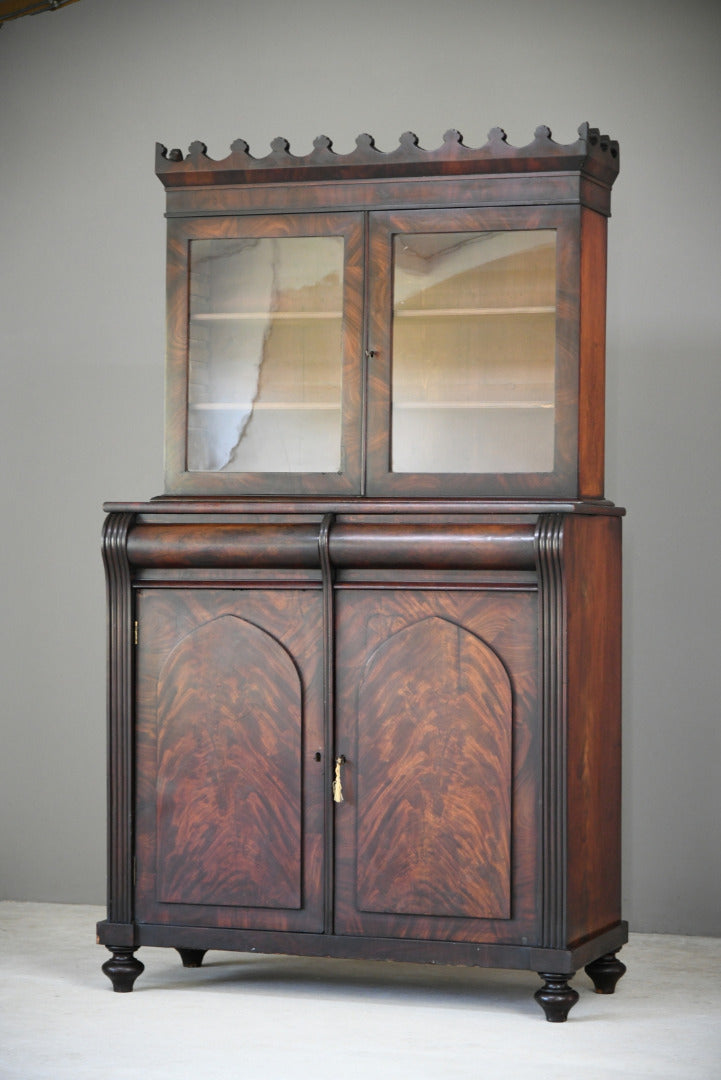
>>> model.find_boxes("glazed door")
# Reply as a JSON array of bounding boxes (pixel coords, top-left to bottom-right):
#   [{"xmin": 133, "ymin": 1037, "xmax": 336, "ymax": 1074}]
[
  {"xmin": 333, "ymin": 588, "xmax": 541, "ymax": 944},
  {"xmin": 134, "ymin": 587, "xmax": 326, "ymax": 932},
  {"xmin": 164, "ymin": 212, "xmax": 364, "ymax": 496},
  {"xmin": 365, "ymin": 206, "xmax": 579, "ymax": 497}
]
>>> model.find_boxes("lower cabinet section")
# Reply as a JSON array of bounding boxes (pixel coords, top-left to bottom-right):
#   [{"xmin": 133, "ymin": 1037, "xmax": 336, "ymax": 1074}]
[{"xmin": 98, "ymin": 507, "xmax": 627, "ymax": 1020}]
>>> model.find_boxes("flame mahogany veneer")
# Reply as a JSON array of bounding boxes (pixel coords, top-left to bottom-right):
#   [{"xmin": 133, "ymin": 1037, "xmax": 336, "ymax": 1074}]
[{"xmin": 98, "ymin": 125, "xmax": 626, "ymax": 1021}]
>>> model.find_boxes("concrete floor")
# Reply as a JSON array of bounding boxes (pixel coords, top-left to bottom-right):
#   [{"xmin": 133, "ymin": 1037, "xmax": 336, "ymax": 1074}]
[{"xmin": 1, "ymin": 902, "xmax": 719, "ymax": 1079}]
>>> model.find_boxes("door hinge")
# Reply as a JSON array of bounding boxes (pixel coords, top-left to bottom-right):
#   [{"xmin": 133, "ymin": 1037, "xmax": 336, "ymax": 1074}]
[
  {"xmin": 133, "ymin": 620, "xmax": 138, "ymax": 646},
  {"xmin": 132, "ymin": 856, "xmax": 137, "ymax": 886}
]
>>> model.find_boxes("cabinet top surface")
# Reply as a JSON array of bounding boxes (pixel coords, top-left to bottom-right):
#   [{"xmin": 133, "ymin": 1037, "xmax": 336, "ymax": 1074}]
[
  {"xmin": 156, "ymin": 123, "xmax": 619, "ymax": 190},
  {"xmin": 103, "ymin": 497, "xmax": 625, "ymax": 517}
]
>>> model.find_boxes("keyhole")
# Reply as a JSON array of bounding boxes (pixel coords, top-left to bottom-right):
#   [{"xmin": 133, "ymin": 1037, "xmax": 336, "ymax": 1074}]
[{"xmin": 314, "ymin": 752, "xmax": 322, "ymax": 762}]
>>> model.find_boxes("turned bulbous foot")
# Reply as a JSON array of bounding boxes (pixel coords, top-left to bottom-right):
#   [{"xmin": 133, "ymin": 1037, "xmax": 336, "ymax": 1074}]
[
  {"xmin": 102, "ymin": 947, "xmax": 144, "ymax": 993},
  {"xmin": 176, "ymin": 947, "xmax": 207, "ymax": 968},
  {"xmin": 585, "ymin": 951, "xmax": 627, "ymax": 994},
  {"xmin": 534, "ymin": 972, "xmax": 579, "ymax": 1022}
]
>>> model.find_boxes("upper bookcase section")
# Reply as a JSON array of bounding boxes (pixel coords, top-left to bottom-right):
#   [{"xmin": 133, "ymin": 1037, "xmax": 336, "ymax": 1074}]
[{"xmin": 157, "ymin": 125, "xmax": 619, "ymax": 499}]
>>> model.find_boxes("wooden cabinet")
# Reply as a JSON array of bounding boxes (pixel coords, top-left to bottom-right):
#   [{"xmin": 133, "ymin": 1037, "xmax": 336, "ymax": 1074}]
[{"xmin": 98, "ymin": 125, "xmax": 627, "ymax": 1020}]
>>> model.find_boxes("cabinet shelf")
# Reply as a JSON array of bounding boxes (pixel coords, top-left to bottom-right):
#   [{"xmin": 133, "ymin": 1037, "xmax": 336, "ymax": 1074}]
[
  {"xmin": 189, "ymin": 401, "xmax": 341, "ymax": 411},
  {"xmin": 394, "ymin": 305, "xmax": 555, "ymax": 318},
  {"xmin": 395, "ymin": 401, "xmax": 554, "ymax": 410},
  {"xmin": 191, "ymin": 311, "xmax": 342, "ymax": 322},
  {"xmin": 189, "ymin": 401, "xmax": 553, "ymax": 412}
]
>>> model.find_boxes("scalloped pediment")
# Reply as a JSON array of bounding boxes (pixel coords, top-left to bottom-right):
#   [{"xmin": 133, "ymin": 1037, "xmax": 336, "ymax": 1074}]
[{"xmin": 156, "ymin": 122, "xmax": 619, "ymax": 189}]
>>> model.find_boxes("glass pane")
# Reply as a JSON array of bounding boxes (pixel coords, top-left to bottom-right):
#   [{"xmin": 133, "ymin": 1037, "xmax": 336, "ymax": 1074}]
[
  {"xmin": 391, "ymin": 231, "xmax": 556, "ymax": 474},
  {"xmin": 187, "ymin": 236, "xmax": 344, "ymax": 473}
]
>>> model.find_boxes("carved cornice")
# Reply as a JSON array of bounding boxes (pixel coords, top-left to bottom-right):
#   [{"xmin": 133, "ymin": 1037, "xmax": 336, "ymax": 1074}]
[{"xmin": 156, "ymin": 123, "xmax": 619, "ymax": 189}]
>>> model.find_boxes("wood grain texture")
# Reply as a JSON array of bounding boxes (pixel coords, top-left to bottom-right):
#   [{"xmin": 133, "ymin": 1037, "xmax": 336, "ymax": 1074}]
[
  {"xmin": 564, "ymin": 514, "xmax": 623, "ymax": 943},
  {"xmin": 578, "ymin": 208, "xmax": 608, "ymax": 498},
  {"xmin": 356, "ymin": 616, "xmax": 512, "ymax": 919},
  {"xmin": 535, "ymin": 512, "xmax": 624, "ymax": 949},
  {"xmin": 165, "ymin": 173, "xmax": 611, "ymax": 219},
  {"xmin": 334, "ymin": 587, "xmax": 540, "ymax": 944},
  {"xmin": 134, "ymin": 588, "xmax": 325, "ymax": 933},
  {"xmin": 329, "ymin": 522, "xmax": 536, "ymax": 569},
  {"xmin": 155, "ymin": 614, "xmax": 302, "ymax": 908},
  {"xmin": 127, "ymin": 523, "xmax": 321, "ymax": 568}
]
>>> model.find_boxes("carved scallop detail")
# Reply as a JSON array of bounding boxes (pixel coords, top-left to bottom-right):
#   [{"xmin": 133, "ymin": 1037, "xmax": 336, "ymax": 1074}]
[{"xmin": 156, "ymin": 123, "xmax": 619, "ymax": 187}]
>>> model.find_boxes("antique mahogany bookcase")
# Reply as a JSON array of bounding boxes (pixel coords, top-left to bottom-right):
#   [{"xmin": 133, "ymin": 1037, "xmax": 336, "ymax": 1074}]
[{"xmin": 98, "ymin": 124, "xmax": 626, "ymax": 1021}]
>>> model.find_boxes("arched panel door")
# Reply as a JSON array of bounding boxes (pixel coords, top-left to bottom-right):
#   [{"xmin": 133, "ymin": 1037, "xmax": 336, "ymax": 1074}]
[
  {"xmin": 134, "ymin": 589, "xmax": 325, "ymax": 934},
  {"xmin": 334, "ymin": 590, "xmax": 539, "ymax": 945},
  {"xmin": 155, "ymin": 614, "xmax": 302, "ymax": 909},
  {"xmin": 354, "ymin": 616, "xmax": 512, "ymax": 921}
]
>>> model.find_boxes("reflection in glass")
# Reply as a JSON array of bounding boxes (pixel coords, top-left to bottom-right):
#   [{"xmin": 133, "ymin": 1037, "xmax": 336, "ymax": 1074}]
[
  {"xmin": 391, "ymin": 231, "xmax": 557, "ymax": 474},
  {"xmin": 188, "ymin": 236, "xmax": 344, "ymax": 473}
]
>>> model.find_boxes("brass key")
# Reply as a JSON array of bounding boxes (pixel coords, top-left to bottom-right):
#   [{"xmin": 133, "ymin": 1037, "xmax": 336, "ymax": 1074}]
[{"xmin": 333, "ymin": 755, "xmax": 346, "ymax": 804}]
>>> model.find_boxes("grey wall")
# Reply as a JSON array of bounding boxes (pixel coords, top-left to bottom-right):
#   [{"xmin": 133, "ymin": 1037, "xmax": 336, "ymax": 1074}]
[{"xmin": 1, "ymin": 0, "xmax": 719, "ymax": 935}]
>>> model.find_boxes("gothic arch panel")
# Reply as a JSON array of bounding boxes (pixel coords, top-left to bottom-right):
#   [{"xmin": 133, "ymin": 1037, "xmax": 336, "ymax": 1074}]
[
  {"xmin": 356, "ymin": 616, "xmax": 512, "ymax": 920},
  {"xmin": 155, "ymin": 614, "xmax": 302, "ymax": 909}
]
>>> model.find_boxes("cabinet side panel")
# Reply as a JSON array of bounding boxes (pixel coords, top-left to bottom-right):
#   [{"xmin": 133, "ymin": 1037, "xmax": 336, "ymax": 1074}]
[{"xmin": 565, "ymin": 515, "xmax": 622, "ymax": 942}]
